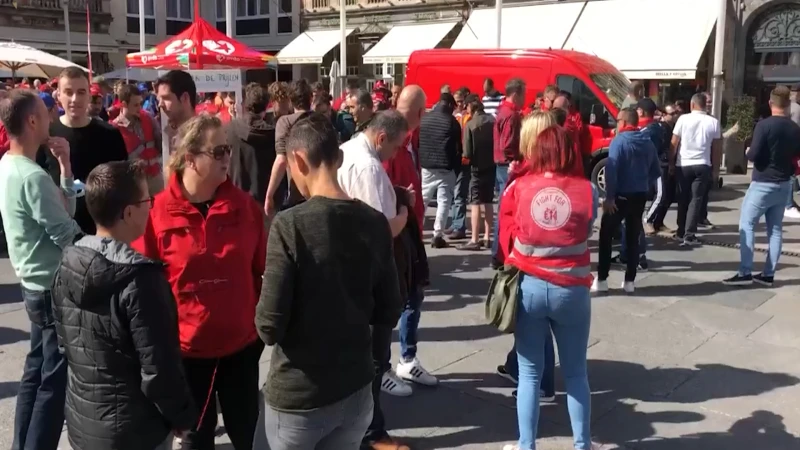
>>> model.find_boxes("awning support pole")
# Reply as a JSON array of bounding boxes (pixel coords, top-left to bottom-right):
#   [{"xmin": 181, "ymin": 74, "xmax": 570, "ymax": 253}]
[
  {"xmin": 340, "ymin": 0, "xmax": 347, "ymax": 93},
  {"xmin": 711, "ymin": 0, "xmax": 727, "ymax": 120},
  {"xmin": 494, "ymin": 0, "xmax": 502, "ymax": 48}
]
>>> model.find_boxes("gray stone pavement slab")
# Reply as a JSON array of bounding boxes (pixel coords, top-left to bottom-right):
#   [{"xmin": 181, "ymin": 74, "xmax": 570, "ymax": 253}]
[{"xmin": 0, "ymin": 176, "xmax": 797, "ymax": 448}]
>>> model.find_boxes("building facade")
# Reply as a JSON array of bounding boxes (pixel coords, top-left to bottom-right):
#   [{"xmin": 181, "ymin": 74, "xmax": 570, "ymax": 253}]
[
  {"xmin": 0, "ymin": 0, "xmax": 117, "ymax": 73},
  {"xmin": 291, "ymin": 0, "xmax": 800, "ymax": 113}
]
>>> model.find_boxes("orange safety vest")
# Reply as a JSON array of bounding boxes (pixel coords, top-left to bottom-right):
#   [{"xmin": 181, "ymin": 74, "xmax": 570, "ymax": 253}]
[
  {"xmin": 114, "ymin": 111, "xmax": 161, "ymax": 177},
  {"xmin": 507, "ymin": 172, "xmax": 594, "ymax": 288}
]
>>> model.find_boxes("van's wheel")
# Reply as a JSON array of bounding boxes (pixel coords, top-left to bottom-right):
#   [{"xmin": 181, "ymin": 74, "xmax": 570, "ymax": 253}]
[{"xmin": 591, "ymin": 158, "xmax": 607, "ymax": 197}]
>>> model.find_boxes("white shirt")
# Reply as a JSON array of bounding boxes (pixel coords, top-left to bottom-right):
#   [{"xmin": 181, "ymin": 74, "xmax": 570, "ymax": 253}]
[
  {"xmin": 673, "ymin": 110, "xmax": 721, "ymax": 167},
  {"xmin": 338, "ymin": 133, "xmax": 397, "ymax": 219}
]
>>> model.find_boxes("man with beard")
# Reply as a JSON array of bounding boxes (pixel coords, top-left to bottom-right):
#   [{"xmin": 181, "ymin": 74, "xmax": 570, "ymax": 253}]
[
  {"xmin": 47, "ymin": 67, "xmax": 128, "ymax": 234},
  {"xmin": 155, "ymin": 70, "xmax": 197, "ymax": 153}
]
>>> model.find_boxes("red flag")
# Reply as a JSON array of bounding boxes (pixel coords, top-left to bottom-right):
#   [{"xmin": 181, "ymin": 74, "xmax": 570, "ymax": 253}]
[{"xmin": 86, "ymin": 4, "xmax": 92, "ymax": 83}]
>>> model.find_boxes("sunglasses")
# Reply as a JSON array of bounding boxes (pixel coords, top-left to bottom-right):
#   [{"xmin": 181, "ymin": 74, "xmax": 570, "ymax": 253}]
[{"xmin": 205, "ymin": 144, "xmax": 232, "ymax": 160}]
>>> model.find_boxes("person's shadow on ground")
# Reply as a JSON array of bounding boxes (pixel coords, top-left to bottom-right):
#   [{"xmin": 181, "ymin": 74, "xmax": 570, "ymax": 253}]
[
  {"xmin": 387, "ymin": 360, "xmax": 799, "ymax": 449},
  {"xmin": 633, "ymin": 410, "xmax": 800, "ymax": 450}
]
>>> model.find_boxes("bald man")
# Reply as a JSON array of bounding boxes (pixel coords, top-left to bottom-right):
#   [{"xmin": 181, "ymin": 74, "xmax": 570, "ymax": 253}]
[{"xmin": 362, "ymin": 85, "xmax": 428, "ymax": 450}]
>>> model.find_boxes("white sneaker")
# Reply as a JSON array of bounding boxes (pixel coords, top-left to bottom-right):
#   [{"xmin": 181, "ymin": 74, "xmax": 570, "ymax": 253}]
[
  {"xmin": 622, "ymin": 281, "xmax": 635, "ymax": 293},
  {"xmin": 381, "ymin": 370, "xmax": 413, "ymax": 396},
  {"xmin": 502, "ymin": 445, "xmax": 519, "ymax": 450},
  {"xmin": 396, "ymin": 358, "xmax": 439, "ymax": 386},
  {"xmin": 785, "ymin": 207, "xmax": 800, "ymax": 219},
  {"xmin": 591, "ymin": 278, "xmax": 608, "ymax": 293}
]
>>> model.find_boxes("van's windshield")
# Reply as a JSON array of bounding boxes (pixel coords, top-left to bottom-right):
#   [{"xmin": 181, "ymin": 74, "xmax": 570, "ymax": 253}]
[{"xmin": 590, "ymin": 72, "xmax": 630, "ymax": 110}]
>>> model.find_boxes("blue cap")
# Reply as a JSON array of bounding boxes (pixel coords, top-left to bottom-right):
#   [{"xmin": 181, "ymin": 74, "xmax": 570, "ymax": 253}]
[
  {"xmin": 137, "ymin": 82, "xmax": 149, "ymax": 92},
  {"xmin": 38, "ymin": 92, "xmax": 56, "ymax": 110}
]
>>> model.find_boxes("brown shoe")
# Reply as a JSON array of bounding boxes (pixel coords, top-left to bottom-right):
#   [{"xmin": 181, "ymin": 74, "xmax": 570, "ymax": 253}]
[
  {"xmin": 643, "ymin": 223, "xmax": 656, "ymax": 235},
  {"xmin": 370, "ymin": 436, "xmax": 411, "ymax": 450}
]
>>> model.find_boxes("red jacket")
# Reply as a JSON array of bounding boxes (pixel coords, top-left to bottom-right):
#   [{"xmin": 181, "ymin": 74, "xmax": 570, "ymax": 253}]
[
  {"xmin": 132, "ymin": 174, "xmax": 267, "ymax": 358},
  {"xmin": 506, "ymin": 172, "xmax": 594, "ymax": 287},
  {"xmin": 565, "ymin": 110, "xmax": 592, "ymax": 155},
  {"xmin": 493, "ymin": 100, "xmax": 522, "ymax": 164},
  {"xmin": 0, "ymin": 123, "xmax": 9, "ymax": 157},
  {"xmin": 383, "ymin": 129, "xmax": 424, "ymax": 230}
]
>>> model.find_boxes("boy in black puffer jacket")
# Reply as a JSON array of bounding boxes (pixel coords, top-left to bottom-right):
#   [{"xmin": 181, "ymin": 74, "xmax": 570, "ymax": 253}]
[{"xmin": 52, "ymin": 161, "xmax": 196, "ymax": 450}]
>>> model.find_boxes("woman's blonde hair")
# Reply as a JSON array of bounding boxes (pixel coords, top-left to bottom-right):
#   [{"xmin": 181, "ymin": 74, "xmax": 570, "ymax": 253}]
[
  {"xmin": 168, "ymin": 114, "xmax": 223, "ymax": 175},
  {"xmin": 520, "ymin": 110, "xmax": 557, "ymax": 160}
]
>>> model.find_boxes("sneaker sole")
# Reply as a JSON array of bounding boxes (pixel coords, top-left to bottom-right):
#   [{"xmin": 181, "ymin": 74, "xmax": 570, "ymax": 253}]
[
  {"xmin": 496, "ymin": 371, "xmax": 519, "ymax": 385},
  {"xmin": 397, "ymin": 373, "xmax": 438, "ymax": 386},
  {"xmin": 380, "ymin": 386, "xmax": 413, "ymax": 397},
  {"xmin": 540, "ymin": 395, "xmax": 556, "ymax": 403},
  {"xmin": 722, "ymin": 280, "xmax": 753, "ymax": 286},
  {"xmin": 753, "ymin": 278, "xmax": 774, "ymax": 287}
]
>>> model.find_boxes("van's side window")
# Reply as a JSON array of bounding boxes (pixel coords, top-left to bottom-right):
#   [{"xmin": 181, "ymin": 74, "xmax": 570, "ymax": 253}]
[{"xmin": 555, "ymin": 75, "xmax": 608, "ymax": 127}]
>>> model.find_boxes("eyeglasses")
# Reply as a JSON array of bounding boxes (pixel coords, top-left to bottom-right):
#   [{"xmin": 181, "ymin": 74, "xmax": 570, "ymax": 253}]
[{"xmin": 204, "ymin": 144, "xmax": 232, "ymax": 160}]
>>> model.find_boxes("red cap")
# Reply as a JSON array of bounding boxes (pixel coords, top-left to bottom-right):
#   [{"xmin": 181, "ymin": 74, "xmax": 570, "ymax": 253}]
[{"xmin": 90, "ymin": 83, "xmax": 102, "ymax": 96}]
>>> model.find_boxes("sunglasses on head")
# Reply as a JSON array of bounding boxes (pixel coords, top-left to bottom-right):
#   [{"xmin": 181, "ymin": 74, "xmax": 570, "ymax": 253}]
[{"xmin": 205, "ymin": 144, "xmax": 232, "ymax": 160}]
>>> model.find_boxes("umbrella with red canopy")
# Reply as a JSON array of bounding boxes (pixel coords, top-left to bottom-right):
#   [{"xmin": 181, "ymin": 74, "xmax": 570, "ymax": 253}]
[{"xmin": 126, "ymin": 7, "xmax": 273, "ymax": 70}]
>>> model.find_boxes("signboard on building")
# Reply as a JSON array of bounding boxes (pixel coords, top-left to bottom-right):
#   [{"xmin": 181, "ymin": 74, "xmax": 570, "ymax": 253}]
[
  {"xmin": 188, "ymin": 69, "xmax": 243, "ymax": 92},
  {"xmin": 622, "ymin": 70, "xmax": 697, "ymax": 80}
]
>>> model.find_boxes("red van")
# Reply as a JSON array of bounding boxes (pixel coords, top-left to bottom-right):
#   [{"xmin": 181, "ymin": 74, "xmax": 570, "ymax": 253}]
[{"xmin": 405, "ymin": 48, "xmax": 631, "ymax": 194}]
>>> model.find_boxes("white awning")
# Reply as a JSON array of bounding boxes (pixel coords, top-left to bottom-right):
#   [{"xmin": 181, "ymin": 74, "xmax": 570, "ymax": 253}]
[
  {"xmin": 363, "ymin": 21, "xmax": 459, "ymax": 65},
  {"xmin": 276, "ymin": 28, "xmax": 356, "ymax": 65},
  {"xmin": 0, "ymin": 27, "xmax": 119, "ymax": 53},
  {"xmin": 563, "ymin": 0, "xmax": 716, "ymax": 80},
  {"xmin": 452, "ymin": 3, "xmax": 584, "ymax": 50}
]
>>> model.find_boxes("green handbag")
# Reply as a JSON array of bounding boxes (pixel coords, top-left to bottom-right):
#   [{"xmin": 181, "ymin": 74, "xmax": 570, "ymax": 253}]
[{"xmin": 485, "ymin": 264, "xmax": 521, "ymax": 334}]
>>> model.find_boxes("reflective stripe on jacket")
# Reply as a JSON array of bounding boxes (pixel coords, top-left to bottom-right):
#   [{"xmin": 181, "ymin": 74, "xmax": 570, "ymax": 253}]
[{"xmin": 113, "ymin": 111, "xmax": 161, "ymax": 177}]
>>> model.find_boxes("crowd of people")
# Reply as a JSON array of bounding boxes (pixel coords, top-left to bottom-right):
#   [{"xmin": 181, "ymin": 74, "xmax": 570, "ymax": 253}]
[{"xmin": 0, "ymin": 63, "xmax": 798, "ymax": 450}]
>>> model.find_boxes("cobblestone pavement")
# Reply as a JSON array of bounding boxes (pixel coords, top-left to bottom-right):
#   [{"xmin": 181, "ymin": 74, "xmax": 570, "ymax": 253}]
[{"xmin": 0, "ymin": 175, "xmax": 797, "ymax": 449}]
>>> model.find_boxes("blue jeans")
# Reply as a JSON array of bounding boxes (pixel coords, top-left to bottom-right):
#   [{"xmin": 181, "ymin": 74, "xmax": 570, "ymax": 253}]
[
  {"xmin": 399, "ymin": 288, "xmax": 424, "ymax": 361},
  {"xmin": 449, "ymin": 165, "xmax": 471, "ymax": 233},
  {"xmin": 515, "ymin": 275, "xmax": 591, "ymax": 450},
  {"xmin": 738, "ymin": 180, "xmax": 791, "ymax": 277},
  {"xmin": 12, "ymin": 288, "xmax": 67, "ymax": 450},
  {"xmin": 264, "ymin": 383, "xmax": 372, "ymax": 450},
  {"xmin": 492, "ymin": 164, "xmax": 510, "ymax": 258},
  {"xmin": 503, "ymin": 336, "xmax": 555, "ymax": 396},
  {"xmin": 619, "ymin": 222, "xmax": 647, "ymax": 257},
  {"xmin": 786, "ymin": 176, "xmax": 798, "ymax": 209}
]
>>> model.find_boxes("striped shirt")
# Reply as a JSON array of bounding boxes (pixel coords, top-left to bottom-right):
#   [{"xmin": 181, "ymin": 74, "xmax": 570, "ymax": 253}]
[{"xmin": 482, "ymin": 92, "xmax": 504, "ymax": 117}]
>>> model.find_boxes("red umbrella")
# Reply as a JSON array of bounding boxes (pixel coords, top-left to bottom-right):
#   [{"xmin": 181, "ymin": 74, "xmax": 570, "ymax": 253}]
[{"xmin": 126, "ymin": 2, "xmax": 273, "ymax": 70}]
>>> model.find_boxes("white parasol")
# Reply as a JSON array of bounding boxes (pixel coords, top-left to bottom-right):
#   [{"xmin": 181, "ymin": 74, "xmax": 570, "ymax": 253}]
[
  {"xmin": 0, "ymin": 41, "xmax": 89, "ymax": 81},
  {"xmin": 329, "ymin": 60, "xmax": 341, "ymax": 100}
]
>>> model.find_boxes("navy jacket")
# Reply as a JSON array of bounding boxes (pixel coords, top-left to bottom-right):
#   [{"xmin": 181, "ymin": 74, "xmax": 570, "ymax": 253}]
[{"xmin": 605, "ymin": 128, "xmax": 662, "ymax": 199}]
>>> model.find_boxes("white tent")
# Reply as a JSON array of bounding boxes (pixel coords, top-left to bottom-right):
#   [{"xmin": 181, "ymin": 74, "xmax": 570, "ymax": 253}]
[
  {"xmin": 0, "ymin": 41, "xmax": 88, "ymax": 80},
  {"xmin": 97, "ymin": 68, "xmax": 159, "ymax": 81}
]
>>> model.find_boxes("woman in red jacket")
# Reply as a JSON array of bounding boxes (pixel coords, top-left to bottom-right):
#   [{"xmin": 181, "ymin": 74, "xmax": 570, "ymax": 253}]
[
  {"xmin": 133, "ymin": 114, "xmax": 266, "ymax": 450},
  {"xmin": 502, "ymin": 125, "xmax": 598, "ymax": 450}
]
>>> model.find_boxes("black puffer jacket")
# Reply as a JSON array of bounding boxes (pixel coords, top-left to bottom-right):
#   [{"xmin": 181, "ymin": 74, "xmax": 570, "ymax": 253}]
[{"xmin": 52, "ymin": 236, "xmax": 196, "ymax": 450}]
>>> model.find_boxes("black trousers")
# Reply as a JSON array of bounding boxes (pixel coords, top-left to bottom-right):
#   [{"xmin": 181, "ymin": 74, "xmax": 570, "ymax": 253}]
[
  {"xmin": 363, "ymin": 325, "xmax": 393, "ymax": 446},
  {"xmin": 180, "ymin": 340, "xmax": 264, "ymax": 450},
  {"xmin": 676, "ymin": 165, "xmax": 712, "ymax": 239},
  {"xmin": 646, "ymin": 169, "xmax": 676, "ymax": 227},
  {"xmin": 598, "ymin": 193, "xmax": 648, "ymax": 282}
]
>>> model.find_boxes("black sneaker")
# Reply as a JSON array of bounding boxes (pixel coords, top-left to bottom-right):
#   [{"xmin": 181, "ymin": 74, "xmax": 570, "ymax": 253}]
[
  {"xmin": 431, "ymin": 235, "xmax": 448, "ymax": 249},
  {"xmin": 723, "ymin": 273, "xmax": 753, "ymax": 286},
  {"xmin": 680, "ymin": 235, "xmax": 700, "ymax": 247},
  {"xmin": 698, "ymin": 219, "xmax": 716, "ymax": 230},
  {"xmin": 511, "ymin": 389, "xmax": 554, "ymax": 401},
  {"xmin": 753, "ymin": 273, "xmax": 774, "ymax": 287},
  {"xmin": 496, "ymin": 365, "xmax": 518, "ymax": 384},
  {"xmin": 638, "ymin": 256, "xmax": 649, "ymax": 272},
  {"xmin": 610, "ymin": 255, "xmax": 625, "ymax": 267}
]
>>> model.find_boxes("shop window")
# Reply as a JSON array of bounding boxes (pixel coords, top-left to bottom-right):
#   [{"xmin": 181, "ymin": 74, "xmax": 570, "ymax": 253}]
[
  {"xmin": 166, "ymin": 0, "xmax": 193, "ymax": 35},
  {"xmin": 746, "ymin": 4, "xmax": 800, "ymax": 99},
  {"xmin": 278, "ymin": 0, "xmax": 293, "ymax": 34},
  {"xmin": 126, "ymin": 0, "xmax": 155, "ymax": 35},
  {"xmin": 231, "ymin": 0, "xmax": 270, "ymax": 36}
]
